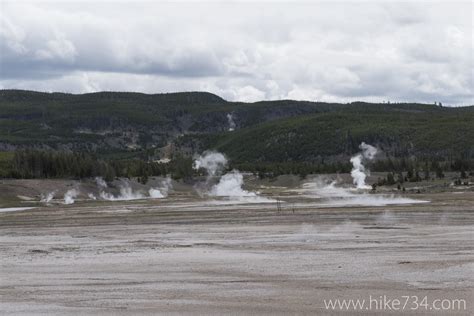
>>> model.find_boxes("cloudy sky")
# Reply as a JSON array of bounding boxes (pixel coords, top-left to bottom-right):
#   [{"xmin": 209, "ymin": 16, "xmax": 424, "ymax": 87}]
[{"xmin": 0, "ymin": 0, "xmax": 472, "ymax": 105}]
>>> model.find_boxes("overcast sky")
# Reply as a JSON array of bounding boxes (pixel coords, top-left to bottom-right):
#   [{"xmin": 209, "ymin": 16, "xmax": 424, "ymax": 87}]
[{"xmin": 0, "ymin": 0, "xmax": 472, "ymax": 105}]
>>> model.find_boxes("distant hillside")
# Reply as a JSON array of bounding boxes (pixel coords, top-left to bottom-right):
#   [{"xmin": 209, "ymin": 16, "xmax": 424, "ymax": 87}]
[
  {"xmin": 207, "ymin": 103, "xmax": 474, "ymax": 163},
  {"xmin": 1, "ymin": 89, "xmax": 473, "ymax": 166}
]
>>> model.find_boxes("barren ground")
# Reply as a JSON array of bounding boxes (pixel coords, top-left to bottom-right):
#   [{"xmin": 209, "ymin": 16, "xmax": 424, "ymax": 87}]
[{"xmin": 0, "ymin": 180, "xmax": 473, "ymax": 315}]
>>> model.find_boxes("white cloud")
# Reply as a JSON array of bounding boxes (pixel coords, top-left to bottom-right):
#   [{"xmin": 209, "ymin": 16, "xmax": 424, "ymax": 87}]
[
  {"xmin": 0, "ymin": 0, "xmax": 472, "ymax": 105},
  {"xmin": 35, "ymin": 36, "xmax": 77, "ymax": 62},
  {"xmin": 233, "ymin": 85, "xmax": 266, "ymax": 103}
]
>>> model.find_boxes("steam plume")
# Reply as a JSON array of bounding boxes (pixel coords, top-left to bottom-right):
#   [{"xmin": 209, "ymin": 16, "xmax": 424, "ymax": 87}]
[
  {"xmin": 210, "ymin": 170, "xmax": 257, "ymax": 197},
  {"xmin": 350, "ymin": 142, "xmax": 377, "ymax": 189},
  {"xmin": 99, "ymin": 181, "xmax": 145, "ymax": 201},
  {"xmin": 304, "ymin": 176, "xmax": 428, "ymax": 206},
  {"xmin": 148, "ymin": 176, "xmax": 173, "ymax": 198},
  {"xmin": 97, "ymin": 177, "xmax": 172, "ymax": 201},
  {"xmin": 193, "ymin": 151, "xmax": 227, "ymax": 177},
  {"xmin": 40, "ymin": 191, "xmax": 56, "ymax": 203},
  {"xmin": 95, "ymin": 177, "xmax": 107, "ymax": 188},
  {"xmin": 193, "ymin": 151, "xmax": 269, "ymax": 200},
  {"xmin": 227, "ymin": 113, "xmax": 236, "ymax": 131},
  {"xmin": 148, "ymin": 188, "xmax": 165, "ymax": 198},
  {"xmin": 64, "ymin": 189, "xmax": 79, "ymax": 204}
]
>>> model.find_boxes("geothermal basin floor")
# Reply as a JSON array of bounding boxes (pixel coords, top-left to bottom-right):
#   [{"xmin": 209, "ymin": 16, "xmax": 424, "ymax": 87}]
[{"xmin": 0, "ymin": 192, "xmax": 473, "ymax": 315}]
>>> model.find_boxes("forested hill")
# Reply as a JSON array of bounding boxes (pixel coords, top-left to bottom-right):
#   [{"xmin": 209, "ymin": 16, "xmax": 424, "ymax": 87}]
[{"xmin": 1, "ymin": 89, "xmax": 473, "ymax": 166}]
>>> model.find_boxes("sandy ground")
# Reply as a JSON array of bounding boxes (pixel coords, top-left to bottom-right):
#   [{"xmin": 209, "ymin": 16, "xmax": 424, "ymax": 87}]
[{"xmin": 0, "ymin": 187, "xmax": 473, "ymax": 315}]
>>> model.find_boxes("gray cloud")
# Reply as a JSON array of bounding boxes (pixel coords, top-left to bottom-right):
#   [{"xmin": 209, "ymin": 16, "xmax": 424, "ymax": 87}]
[{"xmin": 0, "ymin": 1, "xmax": 472, "ymax": 105}]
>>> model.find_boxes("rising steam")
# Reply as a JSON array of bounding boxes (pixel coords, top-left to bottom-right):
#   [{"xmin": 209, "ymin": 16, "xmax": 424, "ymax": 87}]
[
  {"xmin": 148, "ymin": 177, "xmax": 173, "ymax": 199},
  {"xmin": 99, "ymin": 181, "xmax": 145, "ymax": 201},
  {"xmin": 95, "ymin": 176, "xmax": 108, "ymax": 189},
  {"xmin": 64, "ymin": 189, "xmax": 79, "ymax": 205},
  {"xmin": 210, "ymin": 170, "xmax": 257, "ymax": 197},
  {"xmin": 303, "ymin": 176, "xmax": 428, "ymax": 207},
  {"xmin": 350, "ymin": 142, "xmax": 378, "ymax": 189},
  {"xmin": 40, "ymin": 191, "xmax": 56, "ymax": 203},
  {"xmin": 193, "ymin": 151, "xmax": 227, "ymax": 177},
  {"xmin": 148, "ymin": 188, "xmax": 165, "ymax": 198},
  {"xmin": 96, "ymin": 176, "xmax": 172, "ymax": 201},
  {"xmin": 227, "ymin": 113, "xmax": 236, "ymax": 131},
  {"xmin": 193, "ymin": 151, "xmax": 269, "ymax": 201}
]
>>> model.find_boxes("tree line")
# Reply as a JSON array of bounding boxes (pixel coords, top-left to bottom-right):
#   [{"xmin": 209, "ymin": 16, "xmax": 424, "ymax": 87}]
[
  {"xmin": 3, "ymin": 149, "xmax": 193, "ymax": 182},
  {"xmin": 0, "ymin": 149, "xmax": 472, "ymax": 182}
]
